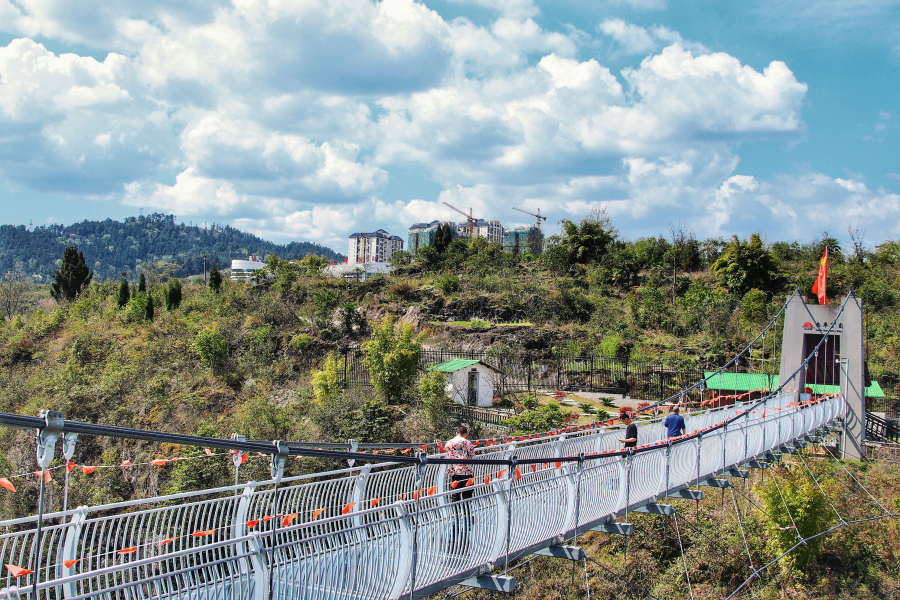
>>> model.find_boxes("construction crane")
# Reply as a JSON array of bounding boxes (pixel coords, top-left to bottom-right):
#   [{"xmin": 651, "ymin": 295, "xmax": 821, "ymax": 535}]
[
  {"xmin": 442, "ymin": 201, "xmax": 477, "ymax": 237},
  {"xmin": 512, "ymin": 206, "xmax": 547, "ymax": 235}
]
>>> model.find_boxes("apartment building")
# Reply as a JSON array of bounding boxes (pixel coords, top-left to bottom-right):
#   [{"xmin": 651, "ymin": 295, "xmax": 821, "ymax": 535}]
[{"xmin": 348, "ymin": 229, "xmax": 404, "ymax": 264}]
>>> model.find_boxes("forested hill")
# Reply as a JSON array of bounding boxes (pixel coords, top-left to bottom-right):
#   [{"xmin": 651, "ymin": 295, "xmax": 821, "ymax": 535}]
[{"xmin": 0, "ymin": 213, "xmax": 344, "ymax": 281}]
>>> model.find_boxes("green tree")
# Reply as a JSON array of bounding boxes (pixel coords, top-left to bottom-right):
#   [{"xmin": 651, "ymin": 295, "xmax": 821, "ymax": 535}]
[
  {"xmin": 361, "ymin": 316, "xmax": 422, "ymax": 404},
  {"xmin": 388, "ymin": 250, "xmax": 411, "ymax": 268},
  {"xmin": 0, "ymin": 271, "xmax": 30, "ymax": 318},
  {"xmin": 163, "ymin": 278, "xmax": 182, "ymax": 310},
  {"xmin": 144, "ymin": 292, "xmax": 154, "ymax": 321},
  {"xmin": 194, "ymin": 326, "xmax": 227, "ymax": 369},
  {"xmin": 504, "ymin": 403, "xmax": 570, "ymax": 435},
  {"xmin": 740, "ymin": 288, "xmax": 769, "ymax": 325},
  {"xmin": 116, "ymin": 273, "xmax": 130, "ymax": 308},
  {"xmin": 541, "ymin": 218, "xmax": 616, "ymax": 276},
  {"xmin": 299, "ymin": 254, "xmax": 329, "ymax": 277},
  {"xmin": 208, "ymin": 263, "xmax": 223, "ymax": 293},
  {"xmin": 711, "ymin": 234, "xmax": 782, "ymax": 297},
  {"xmin": 312, "ymin": 353, "xmax": 345, "ymax": 403},
  {"xmin": 418, "ymin": 371, "xmax": 453, "ymax": 438},
  {"xmin": 50, "ymin": 246, "xmax": 93, "ymax": 302},
  {"xmin": 138, "ymin": 272, "xmax": 147, "ymax": 293}
]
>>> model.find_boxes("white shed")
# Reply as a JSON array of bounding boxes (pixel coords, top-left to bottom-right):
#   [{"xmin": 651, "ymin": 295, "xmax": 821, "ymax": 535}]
[{"xmin": 429, "ymin": 359, "xmax": 497, "ymax": 408}]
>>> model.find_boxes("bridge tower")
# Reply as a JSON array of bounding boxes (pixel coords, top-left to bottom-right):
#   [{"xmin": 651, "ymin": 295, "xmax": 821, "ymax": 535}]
[{"xmin": 779, "ymin": 290, "xmax": 865, "ymax": 459}]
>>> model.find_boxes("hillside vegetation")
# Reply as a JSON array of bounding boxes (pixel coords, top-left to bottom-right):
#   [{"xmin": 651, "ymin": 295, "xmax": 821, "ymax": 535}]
[
  {"xmin": 0, "ymin": 213, "xmax": 344, "ymax": 282},
  {"xmin": 0, "ymin": 213, "xmax": 898, "ymax": 597}
]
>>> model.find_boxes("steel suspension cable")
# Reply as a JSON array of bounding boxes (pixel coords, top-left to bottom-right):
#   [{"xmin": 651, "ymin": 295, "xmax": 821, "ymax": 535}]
[
  {"xmin": 729, "ymin": 487, "xmax": 759, "ymax": 583},
  {"xmin": 794, "ymin": 451, "xmax": 845, "ymax": 524},
  {"xmin": 766, "ymin": 468, "xmax": 804, "ymax": 545},
  {"xmin": 673, "ymin": 511, "xmax": 695, "ymax": 600}
]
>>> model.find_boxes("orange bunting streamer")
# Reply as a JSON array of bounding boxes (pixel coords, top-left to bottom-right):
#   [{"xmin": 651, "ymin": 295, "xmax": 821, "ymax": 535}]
[
  {"xmin": 413, "ymin": 490, "xmax": 420, "ymax": 501},
  {"xmin": 191, "ymin": 529, "xmax": 215, "ymax": 537},
  {"xmin": 257, "ymin": 452, "xmax": 267, "ymax": 457},
  {"xmin": 371, "ymin": 497, "xmax": 381, "ymax": 507},
  {"xmin": 420, "ymin": 445, "xmax": 427, "ymax": 452},
  {"xmin": 437, "ymin": 443, "xmax": 444, "ymax": 453},
  {"xmin": 0, "ymin": 478, "xmax": 16, "ymax": 492},
  {"xmin": 497, "ymin": 470, "xmax": 506, "ymax": 478},
  {"xmin": 399, "ymin": 494, "xmax": 407, "ymax": 500},
  {"xmin": 63, "ymin": 559, "xmax": 79, "ymax": 568},
  {"xmin": 121, "ymin": 460, "xmax": 131, "ymax": 466},
  {"xmin": 427, "ymin": 486, "xmax": 437, "ymax": 496},
  {"xmin": 450, "ymin": 481, "xmax": 459, "ymax": 489},
  {"xmin": 228, "ymin": 449, "xmax": 238, "ymax": 454},
  {"xmin": 342, "ymin": 502, "xmax": 357, "ymax": 515},
  {"xmin": 159, "ymin": 538, "xmax": 176, "ymax": 547},
  {"xmin": 245, "ymin": 520, "xmax": 260, "ymax": 529},
  {"xmin": 34, "ymin": 471, "xmax": 52, "ymax": 482},
  {"xmin": 5, "ymin": 564, "xmax": 33, "ymax": 577},
  {"xmin": 262, "ymin": 515, "xmax": 274, "ymax": 523},
  {"xmin": 515, "ymin": 467, "xmax": 521, "ymax": 481},
  {"xmin": 554, "ymin": 462, "xmax": 561, "ymax": 469},
  {"xmin": 282, "ymin": 513, "xmax": 298, "ymax": 527},
  {"xmin": 465, "ymin": 478, "xmax": 474, "ymax": 487},
  {"xmin": 312, "ymin": 508, "xmax": 326, "ymax": 520},
  {"xmin": 401, "ymin": 448, "xmax": 411, "ymax": 454},
  {"xmin": 151, "ymin": 459, "xmax": 168, "ymax": 467},
  {"xmin": 484, "ymin": 475, "xmax": 490, "ymax": 486},
  {"xmin": 117, "ymin": 548, "xmax": 137, "ymax": 556},
  {"xmin": 67, "ymin": 461, "xmax": 76, "ymax": 474},
  {"xmin": 530, "ymin": 464, "xmax": 537, "ymax": 473},
  {"xmin": 204, "ymin": 448, "xmax": 214, "ymax": 456},
  {"xmin": 81, "ymin": 466, "xmax": 96, "ymax": 475},
  {"xmin": 543, "ymin": 463, "xmax": 549, "ymax": 469}
]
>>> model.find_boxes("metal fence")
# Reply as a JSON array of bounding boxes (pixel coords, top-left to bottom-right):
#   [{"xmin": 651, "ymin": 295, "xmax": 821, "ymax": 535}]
[
  {"xmin": 339, "ymin": 347, "xmax": 708, "ymax": 402},
  {"xmin": 867, "ymin": 398, "xmax": 899, "ymax": 420}
]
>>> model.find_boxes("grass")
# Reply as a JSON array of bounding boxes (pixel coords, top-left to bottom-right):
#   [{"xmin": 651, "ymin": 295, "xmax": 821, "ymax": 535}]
[{"xmin": 445, "ymin": 319, "xmax": 491, "ymax": 328}]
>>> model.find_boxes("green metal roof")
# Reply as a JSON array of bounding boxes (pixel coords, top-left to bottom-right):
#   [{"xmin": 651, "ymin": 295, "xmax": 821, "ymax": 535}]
[
  {"xmin": 429, "ymin": 359, "xmax": 481, "ymax": 373},
  {"xmin": 704, "ymin": 372, "xmax": 777, "ymax": 392},
  {"xmin": 703, "ymin": 372, "xmax": 885, "ymax": 398}
]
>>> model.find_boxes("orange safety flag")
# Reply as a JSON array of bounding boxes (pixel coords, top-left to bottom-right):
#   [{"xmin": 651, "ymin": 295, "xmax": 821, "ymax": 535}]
[
  {"xmin": 228, "ymin": 449, "xmax": 238, "ymax": 454},
  {"xmin": 245, "ymin": 520, "xmax": 260, "ymax": 529},
  {"xmin": 191, "ymin": 529, "xmax": 215, "ymax": 537},
  {"xmin": 342, "ymin": 502, "xmax": 357, "ymax": 515},
  {"xmin": 420, "ymin": 445, "xmax": 427, "ymax": 452},
  {"xmin": 472, "ymin": 441, "xmax": 479, "ymax": 448},
  {"xmin": 159, "ymin": 538, "xmax": 176, "ymax": 547},
  {"xmin": 117, "ymin": 548, "xmax": 137, "ymax": 556},
  {"xmin": 371, "ymin": 497, "xmax": 381, "ymax": 507},
  {"xmin": 401, "ymin": 448, "xmax": 411, "ymax": 454},
  {"xmin": 371, "ymin": 450, "xmax": 379, "ymax": 455},
  {"xmin": 465, "ymin": 478, "xmax": 474, "ymax": 487},
  {"xmin": 497, "ymin": 470, "xmax": 506, "ymax": 478},
  {"xmin": 204, "ymin": 448, "xmax": 214, "ymax": 456},
  {"xmin": 239, "ymin": 454, "xmax": 248, "ymax": 465},
  {"xmin": 34, "ymin": 471, "xmax": 52, "ymax": 482},
  {"xmin": 81, "ymin": 466, "xmax": 96, "ymax": 475},
  {"xmin": 450, "ymin": 480, "xmax": 459, "ymax": 489},
  {"xmin": 5, "ymin": 564, "xmax": 33, "ymax": 578},
  {"xmin": 484, "ymin": 475, "xmax": 490, "ymax": 485},
  {"xmin": 256, "ymin": 452, "xmax": 267, "ymax": 457},
  {"xmin": 811, "ymin": 248, "xmax": 829, "ymax": 305},
  {"xmin": 530, "ymin": 464, "xmax": 537, "ymax": 473},
  {"xmin": 151, "ymin": 459, "xmax": 168, "ymax": 466},
  {"xmin": 437, "ymin": 442, "xmax": 444, "ymax": 453},
  {"xmin": 63, "ymin": 559, "xmax": 79, "ymax": 568},
  {"xmin": 399, "ymin": 494, "xmax": 407, "ymax": 500},
  {"xmin": 121, "ymin": 460, "xmax": 131, "ymax": 466},
  {"xmin": 282, "ymin": 513, "xmax": 298, "ymax": 527},
  {"xmin": 312, "ymin": 508, "xmax": 326, "ymax": 520},
  {"xmin": 0, "ymin": 478, "xmax": 16, "ymax": 492},
  {"xmin": 262, "ymin": 515, "xmax": 275, "ymax": 523},
  {"xmin": 427, "ymin": 486, "xmax": 437, "ymax": 496},
  {"xmin": 554, "ymin": 462, "xmax": 561, "ymax": 469},
  {"xmin": 486, "ymin": 441, "xmax": 493, "ymax": 447},
  {"xmin": 543, "ymin": 463, "xmax": 549, "ymax": 469},
  {"xmin": 515, "ymin": 467, "xmax": 521, "ymax": 481},
  {"xmin": 413, "ymin": 490, "xmax": 420, "ymax": 501},
  {"xmin": 67, "ymin": 461, "xmax": 76, "ymax": 474}
]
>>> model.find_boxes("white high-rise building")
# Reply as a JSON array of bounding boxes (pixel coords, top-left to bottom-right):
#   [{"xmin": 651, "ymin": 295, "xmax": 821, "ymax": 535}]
[{"xmin": 348, "ymin": 229, "xmax": 404, "ymax": 264}]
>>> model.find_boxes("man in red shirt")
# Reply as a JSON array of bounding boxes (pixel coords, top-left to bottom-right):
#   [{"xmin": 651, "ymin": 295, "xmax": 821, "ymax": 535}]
[{"xmin": 445, "ymin": 426, "xmax": 475, "ymax": 502}]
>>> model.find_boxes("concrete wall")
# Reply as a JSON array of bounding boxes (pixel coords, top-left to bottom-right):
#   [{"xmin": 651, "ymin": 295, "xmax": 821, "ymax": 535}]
[
  {"xmin": 779, "ymin": 290, "xmax": 865, "ymax": 459},
  {"xmin": 445, "ymin": 365, "xmax": 496, "ymax": 408}
]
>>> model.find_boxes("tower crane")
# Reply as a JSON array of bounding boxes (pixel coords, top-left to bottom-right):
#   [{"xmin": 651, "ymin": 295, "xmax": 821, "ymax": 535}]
[
  {"xmin": 442, "ymin": 202, "xmax": 477, "ymax": 237},
  {"xmin": 512, "ymin": 206, "xmax": 547, "ymax": 235}
]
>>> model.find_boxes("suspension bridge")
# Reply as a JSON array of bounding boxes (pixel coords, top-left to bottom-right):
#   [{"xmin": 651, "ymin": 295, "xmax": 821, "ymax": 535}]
[{"xmin": 0, "ymin": 292, "xmax": 893, "ymax": 600}]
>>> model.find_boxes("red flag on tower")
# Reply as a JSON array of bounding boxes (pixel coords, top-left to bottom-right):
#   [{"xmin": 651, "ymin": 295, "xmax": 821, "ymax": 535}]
[{"xmin": 811, "ymin": 248, "xmax": 828, "ymax": 305}]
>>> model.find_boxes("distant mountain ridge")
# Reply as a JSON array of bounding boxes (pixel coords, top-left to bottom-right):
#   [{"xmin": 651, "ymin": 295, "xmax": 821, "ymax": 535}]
[{"xmin": 0, "ymin": 213, "xmax": 345, "ymax": 281}]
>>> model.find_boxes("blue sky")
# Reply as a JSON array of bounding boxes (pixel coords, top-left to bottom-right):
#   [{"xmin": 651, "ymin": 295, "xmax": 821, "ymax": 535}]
[{"xmin": 0, "ymin": 0, "xmax": 897, "ymax": 253}]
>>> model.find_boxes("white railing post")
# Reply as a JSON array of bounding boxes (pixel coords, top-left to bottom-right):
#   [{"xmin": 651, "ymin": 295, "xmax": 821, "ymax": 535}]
[
  {"xmin": 60, "ymin": 507, "xmax": 86, "ymax": 599},
  {"xmin": 233, "ymin": 483, "xmax": 265, "ymax": 600},
  {"xmin": 350, "ymin": 464, "xmax": 372, "ymax": 527},
  {"xmin": 388, "ymin": 503, "xmax": 413, "ymax": 600}
]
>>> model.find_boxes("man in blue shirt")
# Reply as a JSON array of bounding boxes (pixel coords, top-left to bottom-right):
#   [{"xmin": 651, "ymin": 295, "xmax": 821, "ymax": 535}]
[{"xmin": 663, "ymin": 406, "xmax": 686, "ymax": 439}]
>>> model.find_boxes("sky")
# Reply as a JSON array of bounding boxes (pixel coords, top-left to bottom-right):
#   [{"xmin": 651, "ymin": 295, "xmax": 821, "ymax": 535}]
[{"xmin": 0, "ymin": 0, "xmax": 898, "ymax": 254}]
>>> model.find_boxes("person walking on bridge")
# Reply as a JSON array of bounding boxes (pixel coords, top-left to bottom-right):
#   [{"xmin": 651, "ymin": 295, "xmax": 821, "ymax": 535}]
[
  {"xmin": 445, "ymin": 426, "xmax": 475, "ymax": 502},
  {"xmin": 664, "ymin": 406, "xmax": 686, "ymax": 439},
  {"xmin": 618, "ymin": 412, "xmax": 638, "ymax": 449}
]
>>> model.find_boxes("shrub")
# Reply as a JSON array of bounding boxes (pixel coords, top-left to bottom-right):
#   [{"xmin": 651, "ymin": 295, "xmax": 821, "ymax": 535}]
[
  {"xmin": 194, "ymin": 326, "xmax": 227, "ymax": 369},
  {"xmin": 361, "ymin": 317, "xmax": 422, "ymax": 404},
  {"xmin": 164, "ymin": 279, "xmax": 182, "ymax": 310},
  {"xmin": 504, "ymin": 403, "xmax": 570, "ymax": 434},
  {"xmin": 289, "ymin": 333, "xmax": 312, "ymax": 354},
  {"xmin": 436, "ymin": 273, "xmax": 460, "ymax": 295}
]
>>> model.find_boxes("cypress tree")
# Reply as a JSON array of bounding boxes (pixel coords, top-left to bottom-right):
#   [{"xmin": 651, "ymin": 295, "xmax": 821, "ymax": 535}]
[
  {"xmin": 209, "ymin": 264, "xmax": 223, "ymax": 293},
  {"xmin": 116, "ymin": 273, "xmax": 130, "ymax": 308},
  {"xmin": 165, "ymin": 279, "xmax": 182, "ymax": 310},
  {"xmin": 144, "ymin": 293, "xmax": 154, "ymax": 321},
  {"xmin": 138, "ymin": 273, "xmax": 147, "ymax": 293},
  {"xmin": 50, "ymin": 246, "xmax": 93, "ymax": 302}
]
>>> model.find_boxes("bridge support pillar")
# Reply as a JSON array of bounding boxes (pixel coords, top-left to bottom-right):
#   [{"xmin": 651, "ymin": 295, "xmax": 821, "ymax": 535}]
[
  {"xmin": 536, "ymin": 545, "xmax": 586, "ymax": 561},
  {"xmin": 634, "ymin": 503, "xmax": 674, "ymax": 515},
  {"xmin": 591, "ymin": 521, "xmax": 633, "ymax": 535},
  {"xmin": 668, "ymin": 489, "xmax": 703, "ymax": 501},
  {"xmin": 460, "ymin": 575, "xmax": 515, "ymax": 593}
]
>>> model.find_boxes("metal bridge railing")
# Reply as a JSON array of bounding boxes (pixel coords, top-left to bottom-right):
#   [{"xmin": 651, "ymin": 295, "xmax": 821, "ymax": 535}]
[{"xmin": 0, "ymin": 392, "xmax": 842, "ymax": 600}]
